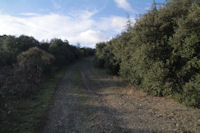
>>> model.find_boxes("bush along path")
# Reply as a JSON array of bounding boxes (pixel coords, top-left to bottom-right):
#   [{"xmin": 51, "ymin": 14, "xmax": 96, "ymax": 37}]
[
  {"xmin": 0, "ymin": 35, "xmax": 95, "ymax": 133},
  {"xmin": 40, "ymin": 57, "xmax": 200, "ymax": 133},
  {"xmin": 95, "ymin": 0, "xmax": 200, "ymax": 108}
]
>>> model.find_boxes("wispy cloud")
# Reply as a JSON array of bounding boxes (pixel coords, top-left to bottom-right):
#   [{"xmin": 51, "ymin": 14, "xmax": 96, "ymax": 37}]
[
  {"xmin": 51, "ymin": 0, "xmax": 62, "ymax": 9},
  {"xmin": 0, "ymin": 10, "xmax": 129, "ymax": 48},
  {"xmin": 114, "ymin": 0, "xmax": 135, "ymax": 13},
  {"xmin": 19, "ymin": 12, "xmax": 40, "ymax": 16}
]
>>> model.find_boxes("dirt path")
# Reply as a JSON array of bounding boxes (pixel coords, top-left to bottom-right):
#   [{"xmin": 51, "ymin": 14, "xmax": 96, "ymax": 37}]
[{"xmin": 40, "ymin": 57, "xmax": 200, "ymax": 133}]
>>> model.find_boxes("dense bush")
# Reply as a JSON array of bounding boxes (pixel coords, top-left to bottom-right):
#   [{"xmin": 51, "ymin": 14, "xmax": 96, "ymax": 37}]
[
  {"xmin": 0, "ymin": 47, "xmax": 55, "ymax": 100},
  {"xmin": 95, "ymin": 0, "xmax": 200, "ymax": 108},
  {"xmin": 0, "ymin": 35, "xmax": 95, "ymax": 125},
  {"xmin": 49, "ymin": 39, "xmax": 72, "ymax": 66},
  {"xmin": 0, "ymin": 35, "xmax": 94, "ymax": 99},
  {"xmin": 0, "ymin": 50, "xmax": 13, "ymax": 67},
  {"xmin": 95, "ymin": 42, "xmax": 120, "ymax": 75},
  {"xmin": 17, "ymin": 47, "xmax": 55, "ymax": 86},
  {"xmin": 48, "ymin": 39, "xmax": 94, "ymax": 67}
]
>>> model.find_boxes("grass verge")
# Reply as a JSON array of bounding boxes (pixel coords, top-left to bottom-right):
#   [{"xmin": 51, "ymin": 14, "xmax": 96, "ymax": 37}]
[{"xmin": 0, "ymin": 67, "xmax": 68, "ymax": 133}]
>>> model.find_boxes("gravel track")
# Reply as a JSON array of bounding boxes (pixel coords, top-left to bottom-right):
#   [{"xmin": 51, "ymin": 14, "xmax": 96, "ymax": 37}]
[{"xmin": 40, "ymin": 57, "xmax": 200, "ymax": 133}]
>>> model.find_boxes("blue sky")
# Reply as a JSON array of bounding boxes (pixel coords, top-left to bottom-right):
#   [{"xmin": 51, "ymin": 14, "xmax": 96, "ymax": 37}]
[{"xmin": 0, "ymin": 0, "xmax": 166, "ymax": 47}]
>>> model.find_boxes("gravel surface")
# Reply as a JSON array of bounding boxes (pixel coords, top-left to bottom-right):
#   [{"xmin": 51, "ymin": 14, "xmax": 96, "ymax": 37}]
[{"xmin": 40, "ymin": 57, "xmax": 200, "ymax": 133}]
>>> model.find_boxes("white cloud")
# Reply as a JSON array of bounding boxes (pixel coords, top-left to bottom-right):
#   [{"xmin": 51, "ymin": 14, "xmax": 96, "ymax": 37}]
[
  {"xmin": 114, "ymin": 0, "xmax": 135, "ymax": 13},
  {"xmin": 69, "ymin": 30, "xmax": 107, "ymax": 47},
  {"xmin": 20, "ymin": 12, "xmax": 40, "ymax": 16},
  {"xmin": 96, "ymin": 16, "xmax": 127, "ymax": 32},
  {"xmin": 0, "ymin": 11, "xmax": 129, "ymax": 48}
]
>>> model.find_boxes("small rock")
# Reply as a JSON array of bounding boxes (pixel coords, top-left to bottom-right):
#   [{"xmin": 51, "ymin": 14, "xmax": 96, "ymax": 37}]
[
  {"xmin": 7, "ymin": 110, "xmax": 11, "ymax": 114},
  {"xmin": 176, "ymin": 123, "xmax": 179, "ymax": 127},
  {"xmin": 157, "ymin": 114, "xmax": 162, "ymax": 118},
  {"xmin": 197, "ymin": 119, "xmax": 200, "ymax": 126}
]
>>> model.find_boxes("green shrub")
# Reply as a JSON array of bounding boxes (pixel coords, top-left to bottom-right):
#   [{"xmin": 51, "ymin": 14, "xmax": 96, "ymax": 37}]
[
  {"xmin": 181, "ymin": 74, "xmax": 200, "ymax": 107},
  {"xmin": 0, "ymin": 47, "xmax": 56, "ymax": 99},
  {"xmin": 17, "ymin": 47, "xmax": 55, "ymax": 85},
  {"xmin": 0, "ymin": 35, "xmax": 94, "ymax": 132},
  {"xmin": 49, "ymin": 39, "xmax": 77, "ymax": 66},
  {"xmin": 95, "ymin": 0, "xmax": 200, "ymax": 108}
]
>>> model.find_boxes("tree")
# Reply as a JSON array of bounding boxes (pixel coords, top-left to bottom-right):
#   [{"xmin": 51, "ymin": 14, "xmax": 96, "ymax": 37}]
[{"xmin": 95, "ymin": 0, "xmax": 200, "ymax": 108}]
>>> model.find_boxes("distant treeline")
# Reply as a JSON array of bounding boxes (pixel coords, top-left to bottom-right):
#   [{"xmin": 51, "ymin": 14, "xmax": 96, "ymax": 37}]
[
  {"xmin": 95, "ymin": 0, "xmax": 200, "ymax": 108},
  {"xmin": 0, "ymin": 35, "xmax": 94, "ymax": 123}
]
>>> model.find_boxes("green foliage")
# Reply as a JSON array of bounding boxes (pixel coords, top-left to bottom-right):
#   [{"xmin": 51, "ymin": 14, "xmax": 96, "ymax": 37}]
[
  {"xmin": 95, "ymin": 42, "xmax": 119, "ymax": 75},
  {"xmin": 0, "ymin": 65, "xmax": 68, "ymax": 133},
  {"xmin": 95, "ymin": 42, "xmax": 106, "ymax": 67},
  {"xmin": 0, "ymin": 35, "xmax": 93, "ymax": 99},
  {"xmin": 182, "ymin": 74, "xmax": 200, "ymax": 107},
  {"xmin": 0, "ymin": 47, "xmax": 55, "ymax": 101},
  {"xmin": 95, "ymin": 0, "xmax": 200, "ymax": 108},
  {"xmin": 0, "ymin": 49, "xmax": 13, "ymax": 67},
  {"xmin": 17, "ymin": 47, "xmax": 55, "ymax": 80},
  {"xmin": 48, "ymin": 39, "xmax": 95, "ymax": 67},
  {"xmin": 0, "ymin": 34, "xmax": 94, "ymax": 132},
  {"xmin": 0, "ymin": 35, "xmax": 39, "ymax": 66},
  {"xmin": 49, "ymin": 39, "xmax": 72, "ymax": 66},
  {"xmin": 80, "ymin": 47, "xmax": 95, "ymax": 57}
]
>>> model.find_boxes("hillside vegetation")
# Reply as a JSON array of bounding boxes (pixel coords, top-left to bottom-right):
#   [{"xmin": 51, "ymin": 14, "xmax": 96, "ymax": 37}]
[
  {"xmin": 95, "ymin": 0, "xmax": 200, "ymax": 108},
  {"xmin": 0, "ymin": 35, "xmax": 94, "ymax": 132}
]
